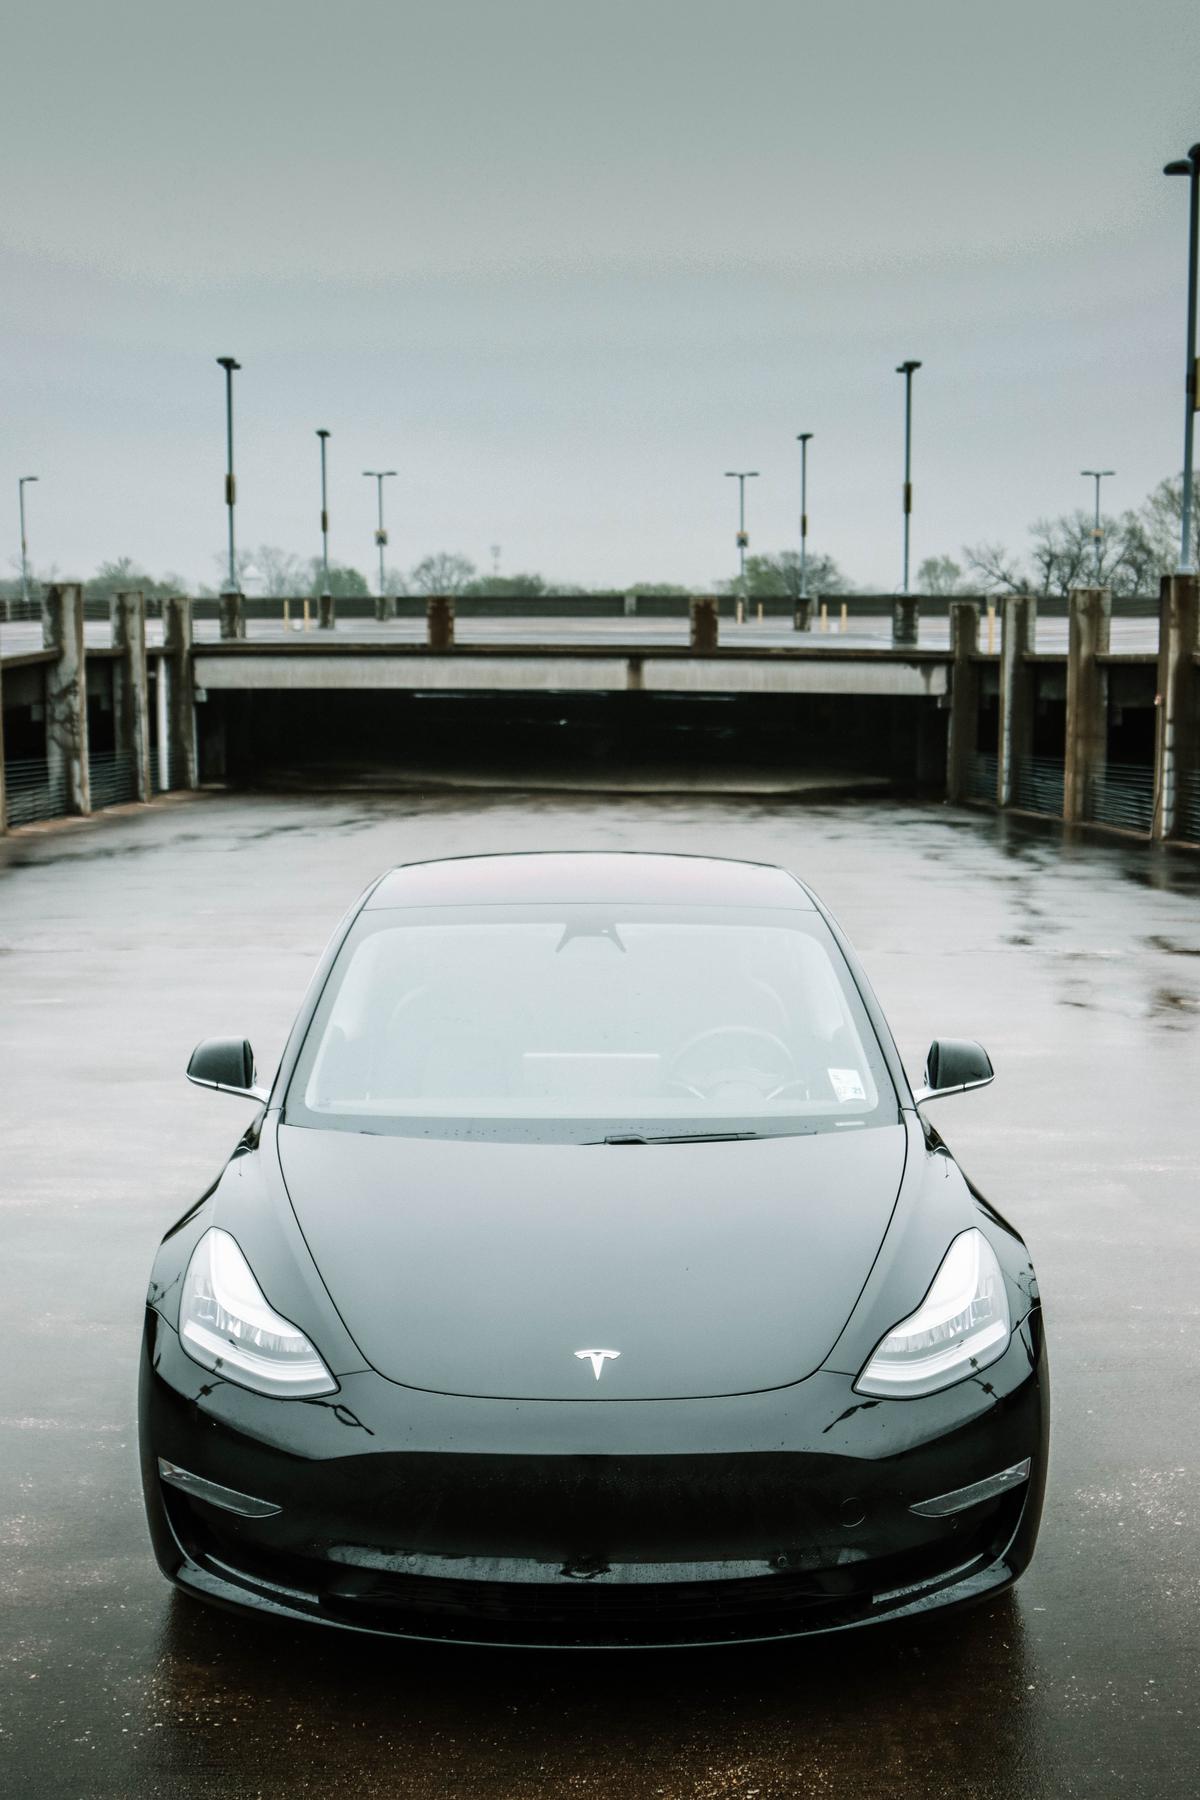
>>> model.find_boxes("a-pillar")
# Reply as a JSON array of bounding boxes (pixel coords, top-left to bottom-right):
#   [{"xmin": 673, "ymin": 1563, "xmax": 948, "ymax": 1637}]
[
  {"xmin": 162, "ymin": 597, "xmax": 198, "ymax": 790},
  {"xmin": 111, "ymin": 590, "xmax": 152, "ymax": 802},
  {"xmin": 996, "ymin": 595, "xmax": 1037, "ymax": 807},
  {"xmin": 42, "ymin": 582, "xmax": 90, "ymax": 815},
  {"xmin": 1152, "ymin": 573, "xmax": 1199, "ymax": 841},
  {"xmin": 1063, "ymin": 587, "xmax": 1111, "ymax": 823},
  {"xmin": 945, "ymin": 601, "xmax": 980, "ymax": 803},
  {"xmin": 690, "ymin": 595, "xmax": 719, "ymax": 652}
]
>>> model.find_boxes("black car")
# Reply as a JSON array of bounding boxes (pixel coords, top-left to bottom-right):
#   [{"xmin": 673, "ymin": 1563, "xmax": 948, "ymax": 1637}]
[{"xmin": 139, "ymin": 851, "xmax": 1048, "ymax": 1648}]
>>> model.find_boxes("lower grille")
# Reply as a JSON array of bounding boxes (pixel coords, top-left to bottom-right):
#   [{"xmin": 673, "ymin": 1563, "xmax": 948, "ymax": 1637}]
[{"xmin": 175, "ymin": 1489, "xmax": 1020, "ymax": 1645}]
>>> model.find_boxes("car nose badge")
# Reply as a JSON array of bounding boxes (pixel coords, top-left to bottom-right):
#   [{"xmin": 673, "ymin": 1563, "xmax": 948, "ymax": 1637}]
[{"xmin": 575, "ymin": 1348, "xmax": 620, "ymax": 1381}]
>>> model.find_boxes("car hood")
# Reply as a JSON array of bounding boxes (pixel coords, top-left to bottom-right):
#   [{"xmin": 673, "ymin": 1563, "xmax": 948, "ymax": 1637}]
[{"xmin": 277, "ymin": 1123, "xmax": 907, "ymax": 1400}]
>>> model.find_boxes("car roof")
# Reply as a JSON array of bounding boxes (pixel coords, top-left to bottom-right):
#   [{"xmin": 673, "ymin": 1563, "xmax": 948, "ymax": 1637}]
[{"xmin": 366, "ymin": 852, "xmax": 813, "ymax": 911}]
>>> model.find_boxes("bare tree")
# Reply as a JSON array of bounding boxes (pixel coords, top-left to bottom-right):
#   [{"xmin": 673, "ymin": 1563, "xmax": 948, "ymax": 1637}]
[
  {"xmin": 916, "ymin": 554, "xmax": 967, "ymax": 595},
  {"xmin": 410, "ymin": 553, "xmax": 476, "ymax": 595},
  {"xmin": 244, "ymin": 545, "xmax": 305, "ymax": 597},
  {"xmin": 962, "ymin": 541, "xmax": 1026, "ymax": 594}
]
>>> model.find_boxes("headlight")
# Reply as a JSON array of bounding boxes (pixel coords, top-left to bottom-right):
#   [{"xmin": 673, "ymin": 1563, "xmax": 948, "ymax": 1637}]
[
  {"xmin": 180, "ymin": 1227, "xmax": 337, "ymax": 1399},
  {"xmin": 854, "ymin": 1228, "xmax": 1011, "ymax": 1398}
]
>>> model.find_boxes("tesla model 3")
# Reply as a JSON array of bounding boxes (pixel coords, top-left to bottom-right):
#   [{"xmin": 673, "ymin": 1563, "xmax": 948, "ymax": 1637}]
[{"xmin": 139, "ymin": 852, "xmax": 1048, "ymax": 1647}]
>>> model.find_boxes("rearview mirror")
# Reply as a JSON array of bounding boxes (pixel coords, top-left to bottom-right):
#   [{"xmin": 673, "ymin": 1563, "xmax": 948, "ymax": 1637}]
[
  {"xmin": 913, "ymin": 1038, "xmax": 994, "ymax": 1105},
  {"xmin": 186, "ymin": 1037, "xmax": 268, "ymax": 1103}
]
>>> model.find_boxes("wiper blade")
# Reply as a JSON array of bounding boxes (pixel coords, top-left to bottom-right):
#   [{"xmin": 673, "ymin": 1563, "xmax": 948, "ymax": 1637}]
[{"xmin": 595, "ymin": 1130, "xmax": 762, "ymax": 1145}]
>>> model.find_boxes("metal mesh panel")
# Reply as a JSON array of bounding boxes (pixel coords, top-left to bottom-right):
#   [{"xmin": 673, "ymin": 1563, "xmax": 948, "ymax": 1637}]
[
  {"xmin": 3, "ymin": 757, "xmax": 68, "ymax": 826},
  {"xmin": 963, "ymin": 751, "xmax": 997, "ymax": 803},
  {"xmin": 87, "ymin": 749, "xmax": 136, "ymax": 810},
  {"xmin": 1179, "ymin": 770, "xmax": 1200, "ymax": 845},
  {"xmin": 1014, "ymin": 758, "xmax": 1064, "ymax": 817},
  {"xmin": 1085, "ymin": 763, "xmax": 1154, "ymax": 836}
]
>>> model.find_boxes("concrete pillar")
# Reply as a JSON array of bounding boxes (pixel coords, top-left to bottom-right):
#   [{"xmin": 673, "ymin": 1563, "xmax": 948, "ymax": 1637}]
[
  {"xmin": 218, "ymin": 591, "xmax": 246, "ymax": 639},
  {"xmin": 793, "ymin": 599, "xmax": 813, "ymax": 632},
  {"xmin": 892, "ymin": 595, "xmax": 919, "ymax": 647},
  {"xmin": 945, "ymin": 601, "xmax": 980, "ymax": 803},
  {"xmin": 996, "ymin": 595, "xmax": 1037, "ymax": 808},
  {"xmin": 41, "ymin": 582, "xmax": 90, "ymax": 815},
  {"xmin": 162, "ymin": 597, "xmax": 198, "ymax": 790},
  {"xmin": 1062, "ymin": 587, "xmax": 1111, "ymax": 823},
  {"xmin": 1152, "ymin": 573, "xmax": 1199, "ymax": 841},
  {"xmin": 374, "ymin": 594, "xmax": 397, "ymax": 623},
  {"xmin": 318, "ymin": 593, "xmax": 336, "ymax": 630},
  {"xmin": 111, "ymin": 590, "xmax": 152, "ymax": 802},
  {"xmin": 427, "ymin": 596, "xmax": 455, "ymax": 651},
  {"xmin": 690, "ymin": 596, "xmax": 719, "ymax": 653}
]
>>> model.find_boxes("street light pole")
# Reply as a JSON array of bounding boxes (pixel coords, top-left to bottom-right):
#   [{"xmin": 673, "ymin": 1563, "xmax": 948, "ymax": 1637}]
[
  {"xmin": 316, "ymin": 430, "xmax": 332, "ymax": 601},
  {"xmin": 1080, "ymin": 469, "xmax": 1115, "ymax": 582},
  {"xmin": 216, "ymin": 357, "xmax": 240, "ymax": 595},
  {"xmin": 796, "ymin": 434, "xmax": 813, "ymax": 602},
  {"xmin": 1164, "ymin": 144, "xmax": 1200, "ymax": 573},
  {"xmin": 895, "ymin": 360, "xmax": 921, "ymax": 594},
  {"xmin": 724, "ymin": 470, "xmax": 759, "ymax": 588},
  {"xmin": 363, "ymin": 469, "xmax": 397, "ymax": 604},
  {"xmin": 18, "ymin": 475, "xmax": 38, "ymax": 608}
]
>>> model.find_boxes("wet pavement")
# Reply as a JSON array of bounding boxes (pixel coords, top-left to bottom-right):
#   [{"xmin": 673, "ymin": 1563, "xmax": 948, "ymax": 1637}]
[{"xmin": 1, "ymin": 788, "xmax": 1198, "ymax": 1798}]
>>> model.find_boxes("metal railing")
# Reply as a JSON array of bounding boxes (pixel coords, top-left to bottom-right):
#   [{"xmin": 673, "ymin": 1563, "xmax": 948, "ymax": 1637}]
[
  {"xmin": 1085, "ymin": 762, "xmax": 1154, "ymax": 835},
  {"xmin": 1014, "ymin": 757, "xmax": 1065, "ymax": 817},
  {"xmin": 963, "ymin": 750, "xmax": 998, "ymax": 803},
  {"xmin": 87, "ymin": 749, "xmax": 137, "ymax": 810},
  {"xmin": 1179, "ymin": 770, "xmax": 1200, "ymax": 845},
  {"xmin": 3, "ymin": 757, "xmax": 68, "ymax": 826}
]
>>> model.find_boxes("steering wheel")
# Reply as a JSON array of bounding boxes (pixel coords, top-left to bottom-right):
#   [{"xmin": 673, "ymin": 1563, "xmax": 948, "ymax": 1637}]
[{"xmin": 666, "ymin": 1025, "xmax": 798, "ymax": 1101}]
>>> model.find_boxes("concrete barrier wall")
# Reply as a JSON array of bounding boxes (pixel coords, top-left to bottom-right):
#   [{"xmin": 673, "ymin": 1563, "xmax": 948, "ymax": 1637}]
[{"xmin": 0, "ymin": 584, "xmax": 1193, "ymax": 841}]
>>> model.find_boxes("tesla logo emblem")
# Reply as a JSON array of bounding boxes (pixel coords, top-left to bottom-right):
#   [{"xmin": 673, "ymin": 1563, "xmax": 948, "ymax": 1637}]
[{"xmin": 575, "ymin": 1348, "xmax": 620, "ymax": 1381}]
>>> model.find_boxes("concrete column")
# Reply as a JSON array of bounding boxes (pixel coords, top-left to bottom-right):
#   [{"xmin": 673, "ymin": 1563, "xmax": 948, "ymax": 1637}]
[
  {"xmin": 162, "ymin": 597, "xmax": 198, "ymax": 790},
  {"xmin": 793, "ymin": 599, "xmax": 813, "ymax": 632},
  {"xmin": 318, "ymin": 593, "xmax": 336, "ymax": 630},
  {"xmin": 945, "ymin": 601, "xmax": 980, "ymax": 803},
  {"xmin": 690, "ymin": 596, "xmax": 719, "ymax": 653},
  {"xmin": 41, "ymin": 582, "xmax": 90, "ymax": 815},
  {"xmin": 374, "ymin": 593, "xmax": 397, "ymax": 623},
  {"xmin": 1062, "ymin": 587, "xmax": 1111, "ymax": 823},
  {"xmin": 218, "ymin": 591, "xmax": 246, "ymax": 639},
  {"xmin": 1152, "ymin": 573, "xmax": 1199, "ymax": 841},
  {"xmin": 996, "ymin": 595, "xmax": 1037, "ymax": 808},
  {"xmin": 111, "ymin": 590, "xmax": 152, "ymax": 802},
  {"xmin": 427, "ymin": 596, "xmax": 455, "ymax": 651},
  {"xmin": 892, "ymin": 595, "xmax": 919, "ymax": 647}
]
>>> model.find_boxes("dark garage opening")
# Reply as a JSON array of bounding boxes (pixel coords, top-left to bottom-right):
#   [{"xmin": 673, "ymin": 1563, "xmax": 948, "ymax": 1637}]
[{"xmin": 198, "ymin": 689, "xmax": 949, "ymax": 795}]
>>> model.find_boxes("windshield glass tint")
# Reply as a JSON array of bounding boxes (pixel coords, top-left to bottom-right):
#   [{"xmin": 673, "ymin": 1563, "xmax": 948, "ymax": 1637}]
[{"xmin": 285, "ymin": 904, "xmax": 897, "ymax": 1142}]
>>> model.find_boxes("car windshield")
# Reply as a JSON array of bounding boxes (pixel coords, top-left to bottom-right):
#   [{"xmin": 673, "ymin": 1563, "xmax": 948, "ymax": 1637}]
[{"xmin": 285, "ymin": 903, "xmax": 898, "ymax": 1143}]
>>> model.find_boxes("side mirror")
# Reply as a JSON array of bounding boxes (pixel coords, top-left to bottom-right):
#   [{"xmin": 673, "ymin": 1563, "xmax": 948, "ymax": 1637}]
[
  {"xmin": 913, "ymin": 1037, "xmax": 994, "ymax": 1105},
  {"xmin": 187, "ymin": 1037, "xmax": 268, "ymax": 1103}
]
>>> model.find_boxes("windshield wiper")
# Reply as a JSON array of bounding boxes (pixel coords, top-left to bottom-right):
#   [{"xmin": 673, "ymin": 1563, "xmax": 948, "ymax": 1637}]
[{"xmin": 594, "ymin": 1130, "xmax": 763, "ymax": 1145}]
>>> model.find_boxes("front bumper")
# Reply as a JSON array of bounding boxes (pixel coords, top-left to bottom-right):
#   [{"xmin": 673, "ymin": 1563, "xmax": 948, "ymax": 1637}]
[{"xmin": 139, "ymin": 1306, "xmax": 1048, "ymax": 1648}]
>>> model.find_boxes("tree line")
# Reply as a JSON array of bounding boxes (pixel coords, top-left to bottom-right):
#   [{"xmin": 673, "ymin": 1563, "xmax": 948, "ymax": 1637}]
[{"xmin": 5, "ymin": 474, "xmax": 1196, "ymax": 604}]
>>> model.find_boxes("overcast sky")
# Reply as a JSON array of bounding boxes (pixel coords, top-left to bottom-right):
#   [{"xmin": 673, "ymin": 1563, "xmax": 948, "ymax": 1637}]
[{"xmin": 4, "ymin": 0, "xmax": 1200, "ymax": 592}]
